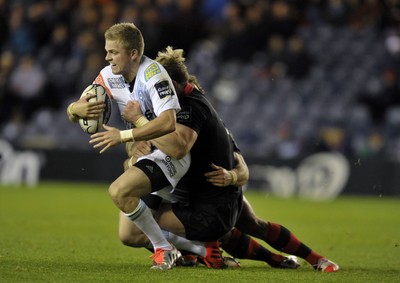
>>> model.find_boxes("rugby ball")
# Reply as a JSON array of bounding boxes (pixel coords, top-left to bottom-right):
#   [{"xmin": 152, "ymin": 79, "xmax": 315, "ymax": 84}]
[{"xmin": 78, "ymin": 84, "xmax": 112, "ymax": 134}]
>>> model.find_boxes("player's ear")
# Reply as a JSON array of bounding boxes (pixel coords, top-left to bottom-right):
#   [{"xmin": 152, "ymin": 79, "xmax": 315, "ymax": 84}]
[{"xmin": 130, "ymin": 49, "xmax": 138, "ymax": 59}]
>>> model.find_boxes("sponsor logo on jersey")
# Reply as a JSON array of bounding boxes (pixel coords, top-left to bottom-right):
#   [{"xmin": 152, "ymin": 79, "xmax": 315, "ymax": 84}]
[
  {"xmin": 107, "ymin": 77, "xmax": 125, "ymax": 89},
  {"xmin": 176, "ymin": 106, "xmax": 192, "ymax": 122},
  {"xmin": 144, "ymin": 63, "xmax": 161, "ymax": 81},
  {"xmin": 155, "ymin": 80, "xmax": 173, "ymax": 99}
]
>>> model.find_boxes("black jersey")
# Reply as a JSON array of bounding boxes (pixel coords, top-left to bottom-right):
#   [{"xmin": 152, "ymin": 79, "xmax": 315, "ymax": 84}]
[{"xmin": 175, "ymin": 87, "xmax": 239, "ymax": 203}]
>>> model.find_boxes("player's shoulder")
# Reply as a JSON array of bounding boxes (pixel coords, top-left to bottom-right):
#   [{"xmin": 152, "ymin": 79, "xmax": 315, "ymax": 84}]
[
  {"xmin": 179, "ymin": 91, "xmax": 211, "ymax": 115},
  {"xmin": 138, "ymin": 56, "xmax": 169, "ymax": 83},
  {"xmin": 180, "ymin": 89, "xmax": 208, "ymax": 105},
  {"xmin": 99, "ymin": 65, "xmax": 117, "ymax": 78},
  {"xmin": 96, "ymin": 65, "xmax": 125, "ymax": 90}
]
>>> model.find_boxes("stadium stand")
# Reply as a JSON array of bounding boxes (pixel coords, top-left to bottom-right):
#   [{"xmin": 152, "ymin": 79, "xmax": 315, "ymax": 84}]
[{"xmin": 0, "ymin": 0, "xmax": 399, "ymax": 161}]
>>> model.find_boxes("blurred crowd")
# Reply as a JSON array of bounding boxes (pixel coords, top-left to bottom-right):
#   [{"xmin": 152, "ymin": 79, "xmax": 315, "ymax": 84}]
[{"xmin": 0, "ymin": 0, "xmax": 400, "ymax": 160}]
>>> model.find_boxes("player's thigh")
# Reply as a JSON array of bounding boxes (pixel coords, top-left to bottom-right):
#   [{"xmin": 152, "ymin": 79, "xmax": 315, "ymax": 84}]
[
  {"xmin": 156, "ymin": 203, "xmax": 186, "ymax": 237},
  {"xmin": 236, "ymin": 196, "xmax": 257, "ymax": 225},
  {"xmin": 235, "ymin": 195, "xmax": 269, "ymax": 238},
  {"xmin": 110, "ymin": 166, "xmax": 152, "ymax": 198}
]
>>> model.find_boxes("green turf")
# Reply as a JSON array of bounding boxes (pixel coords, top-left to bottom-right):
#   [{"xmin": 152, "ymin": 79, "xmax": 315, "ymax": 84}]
[{"xmin": 0, "ymin": 182, "xmax": 399, "ymax": 282}]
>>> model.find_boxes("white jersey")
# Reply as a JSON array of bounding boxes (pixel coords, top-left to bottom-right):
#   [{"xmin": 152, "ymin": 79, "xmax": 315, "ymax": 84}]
[
  {"xmin": 94, "ymin": 56, "xmax": 180, "ymax": 129},
  {"xmin": 94, "ymin": 56, "xmax": 190, "ymax": 189}
]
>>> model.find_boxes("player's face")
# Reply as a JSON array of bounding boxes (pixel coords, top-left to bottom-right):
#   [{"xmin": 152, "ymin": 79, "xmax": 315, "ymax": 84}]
[{"xmin": 105, "ymin": 40, "xmax": 135, "ymax": 79}]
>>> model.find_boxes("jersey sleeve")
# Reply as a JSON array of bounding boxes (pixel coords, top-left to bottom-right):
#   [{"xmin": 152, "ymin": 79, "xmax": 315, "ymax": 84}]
[
  {"xmin": 145, "ymin": 63, "xmax": 180, "ymax": 116},
  {"xmin": 176, "ymin": 98, "xmax": 207, "ymax": 134}
]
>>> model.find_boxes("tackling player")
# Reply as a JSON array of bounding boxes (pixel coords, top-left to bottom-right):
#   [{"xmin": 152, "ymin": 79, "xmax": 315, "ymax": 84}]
[{"xmin": 122, "ymin": 46, "xmax": 339, "ymax": 272}]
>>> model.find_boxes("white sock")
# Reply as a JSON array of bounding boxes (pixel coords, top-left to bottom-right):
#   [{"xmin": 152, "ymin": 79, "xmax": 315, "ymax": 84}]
[
  {"xmin": 124, "ymin": 200, "xmax": 172, "ymax": 251},
  {"xmin": 162, "ymin": 230, "xmax": 206, "ymax": 257}
]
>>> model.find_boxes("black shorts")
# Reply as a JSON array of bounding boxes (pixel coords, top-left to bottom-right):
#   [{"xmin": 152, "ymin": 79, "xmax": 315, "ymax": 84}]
[
  {"xmin": 141, "ymin": 194, "xmax": 163, "ymax": 211},
  {"xmin": 134, "ymin": 159, "xmax": 170, "ymax": 193},
  {"xmin": 172, "ymin": 188, "xmax": 243, "ymax": 242}
]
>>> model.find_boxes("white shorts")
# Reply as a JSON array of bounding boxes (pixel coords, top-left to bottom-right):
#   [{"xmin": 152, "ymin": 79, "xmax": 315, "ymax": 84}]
[{"xmin": 137, "ymin": 149, "xmax": 190, "ymax": 189}]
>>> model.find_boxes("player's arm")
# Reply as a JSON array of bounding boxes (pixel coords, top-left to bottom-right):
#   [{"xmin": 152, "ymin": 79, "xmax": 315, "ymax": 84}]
[
  {"xmin": 126, "ymin": 114, "xmax": 196, "ymax": 159},
  {"xmin": 127, "ymin": 108, "xmax": 177, "ymax": 141},
  {"xmin": 150, "ymin": 123, "xmax": 197, "ymax": 159},
  {"xmin": 122, "ymin": 103, "xmax": 196, "ymax": 159},
  {"xmin": 204, "ymin": 151, "xmax": 249, "ymax": 187},
  {"xmin": 125, "ymin": 101, "xmax": 196, "ymax": 159},
  {"xmin": 89, "ymin": 101, "xmax": 177, "ymax": 154},
  {"xmin": 66, "ymin": 93, "xmax": 105, "ymax": 122}
]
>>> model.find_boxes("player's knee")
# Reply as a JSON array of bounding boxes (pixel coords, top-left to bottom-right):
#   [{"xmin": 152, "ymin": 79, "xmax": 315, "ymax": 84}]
[{"xmin": 108, "ymin": 181, "xmax": 124, "ymax": 205}]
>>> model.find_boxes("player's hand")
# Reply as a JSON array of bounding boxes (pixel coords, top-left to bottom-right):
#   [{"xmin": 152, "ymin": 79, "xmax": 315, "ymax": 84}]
[
  {"xmin": 124, "ymin": 141, "xmax": 152, "ymax": 170},
  {"xmin": 129, "ymin": 141, "xmax": 152, "ymax": 159},
  {"xmin": 73, "ymin": 93, "xmax": 105, "ymax": 119},
  {"xmin": 89, "ymin": 124, "xmax": 122, "ymax": 154},
  {"xmin": 205, "ymin": 163, "xmax": 233, "ymax": 187},
  {"xmin": 122, "ymin": 100, "xmax": 143, "ymax": 123}
]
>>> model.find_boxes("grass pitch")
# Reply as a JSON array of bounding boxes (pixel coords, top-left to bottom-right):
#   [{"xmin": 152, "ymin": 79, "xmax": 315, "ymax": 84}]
[{"xmin": 0, "ymin": 182, "xmax": 399, "ymax": 282}]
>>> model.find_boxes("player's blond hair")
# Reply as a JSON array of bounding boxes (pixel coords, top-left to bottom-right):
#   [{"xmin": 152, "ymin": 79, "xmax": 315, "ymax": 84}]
[
  {"xmin": 105, "ymin": 23, "xmax": 144, "ymax": 55},
  {"xmin": 156, "ymin": 46, "xmax": 204, "ymax": 93}
]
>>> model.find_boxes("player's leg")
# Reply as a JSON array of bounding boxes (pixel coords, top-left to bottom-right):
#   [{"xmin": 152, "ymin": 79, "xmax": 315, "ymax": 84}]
[
  {"xmin": 162, "ymin": 192, "xmax": 243, "ymax": 269},
  {"xmin": 118, "ymin": 211, "xmax": 151, "ymax": 248},
  {"xmin": 109, "ymin": 159, "xmax": 181, "ymax": 270},
  {"xmin": 234, "ymin": 196, "xmax": 339, "ymax": 272},
  {"xmin": 220, "ymin": 228, "xmax": 300, "ymax": 268}
]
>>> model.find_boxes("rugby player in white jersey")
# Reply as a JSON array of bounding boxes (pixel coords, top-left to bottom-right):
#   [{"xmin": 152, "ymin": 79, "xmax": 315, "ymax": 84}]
[{"xmin": 66, "ymin": 23, "xmax": 188, "ymax": 270}]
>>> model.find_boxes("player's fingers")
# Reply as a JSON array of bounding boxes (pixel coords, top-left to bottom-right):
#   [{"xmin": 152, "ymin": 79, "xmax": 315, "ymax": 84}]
[
  {"xmin": 206, "ymin": 176, "xmax": 221, "ymax": 183},
  {"xmin": 86, "ymin": 111, "xmax": 101, "ymax": 118},
  {"xmin": 103, "ymin": 124, "xmax": 114, "ymax": 131},
  {"xmin": 89, "ymin": 135, "xmax": 106, "ymax": 144},
  {"xmin": 204, "ymin": 171, "xmax": 220, "ymax": 177},
  {"xmin": 89, "ymin": 101, "xmax": 105, "ymax": 106},
  {"xmin": 88, "ymin": 107, "xmax": 104, "ymax": 113},
  {"xmin": 99, "ymin": 144, "xmax": 111, "ymax": 154},
  {"xmin": 92, "ymin": 141, "xmax": 104, "ymax": 148},
  {"xmin": 89, "ymin": 138, "xmax": 99, "ymax": 144},
  {"xmin": 93, "ymin": 137, "xmax": 112, "ymax": 149},
  {"xmin": 85, "ymin": 93, "xmax": 97, "ymax": 100},
  {"xmin": 89, "ymin": 114, "xmax": 101, "ymax": 119},
  {"xmin": 211, "ymin": 163, "xmax": 222, "ymax": 169},
  {"xmin": 90, "ymin": 132, "xmax": 103, "ymax": 139}
]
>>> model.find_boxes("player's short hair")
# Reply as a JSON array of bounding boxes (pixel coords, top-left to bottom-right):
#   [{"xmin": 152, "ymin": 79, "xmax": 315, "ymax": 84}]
[
  {"xmin": 156, "ymin": 46, "xmax": 204, "ymax": 93},
  {"xmin": 105, "ymin": 23, "xmax": 144, "ymax": 55}
]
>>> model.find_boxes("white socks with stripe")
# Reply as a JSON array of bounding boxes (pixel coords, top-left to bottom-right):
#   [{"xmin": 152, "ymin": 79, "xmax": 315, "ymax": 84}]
[
  {"xmin": 162, "ymin": 230, "xmax": 206, "ymax": 257},
  {"xmin": 124, "ymin": 199, "xmax": 172, "ymax": 251}
]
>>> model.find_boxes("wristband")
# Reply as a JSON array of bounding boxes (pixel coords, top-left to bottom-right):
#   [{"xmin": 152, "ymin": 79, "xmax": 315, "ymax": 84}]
[
  {"xmin": 120, "ymin": 130, "xmax": 135, "ymax": 143},
  {"xmin": 134, "ymin": 116, "xmax": 149, "ymax": 127},
  {"xmin": 67, "ymin": 103, "xmax": 76, "ymax": 117},
  {"xmin": 229, "ymin": 170, "xmax": 238, "ymax": 185}
]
